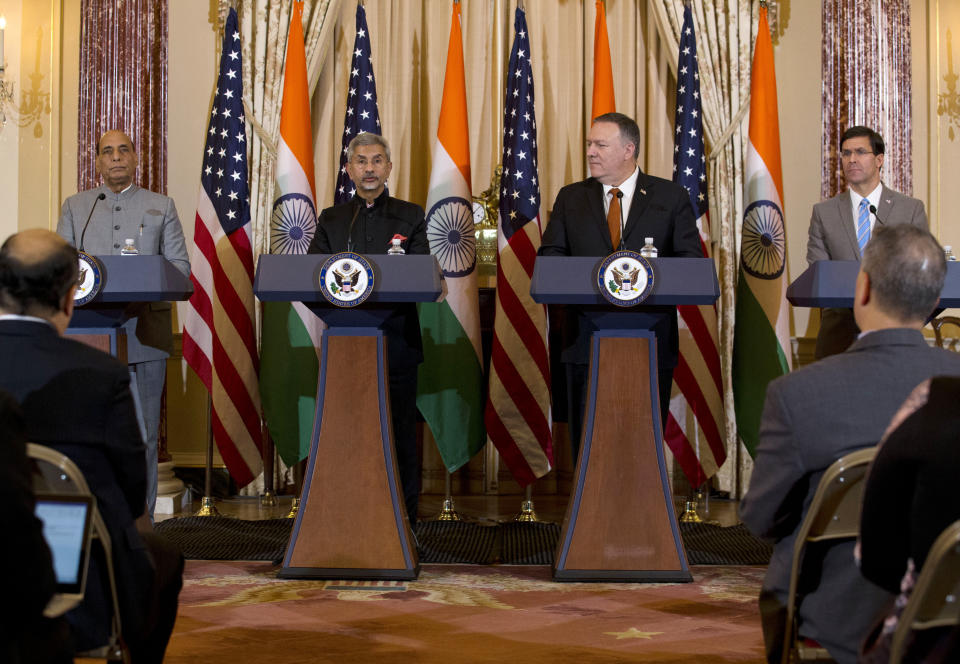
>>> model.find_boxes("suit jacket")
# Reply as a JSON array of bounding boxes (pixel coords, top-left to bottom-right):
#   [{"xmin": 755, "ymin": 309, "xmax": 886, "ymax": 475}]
[
  {"xmin": 806, "ymin": 185, "xmax": 928, "ymax": 357},
  {"xmin": 806, "ymin": 185, "xmax": 927, "ymax": 264},
  {"xmin": 0, "ymin": 319, "xmax": 153, "ymax": 648},
  {"xmin": 308, "ymin": 193, "xmax": 429, "ymax": 370},
  {"xmin": 740, "ymin": 328, "xmax": 960, "ymax": 664},
  {"xmin": 0, "ymin": 389, "xmax": 58, "ymax": 659},
  {"xmin": 539, "ymin": 171, "xmax": 703, "ymax": 367},
  {"xmin": 57, "ymin": 184, "xmax": 191, "ymax": 364}
]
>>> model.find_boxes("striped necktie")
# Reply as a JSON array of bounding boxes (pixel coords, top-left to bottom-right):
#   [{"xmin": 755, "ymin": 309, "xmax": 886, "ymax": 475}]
[{"xmin": 857, "ymin": 198, "xmax": 871, "ymax": 254}]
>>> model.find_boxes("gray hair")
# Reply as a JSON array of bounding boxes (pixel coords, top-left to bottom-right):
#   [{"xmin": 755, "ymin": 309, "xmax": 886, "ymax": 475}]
[
  {"xmin": 861, "ymin": 224, "xmax": 946, "ymax": 323},
  {"xmin": 347, "ymin": 132, "xmax": 391, "ymax": 162}
]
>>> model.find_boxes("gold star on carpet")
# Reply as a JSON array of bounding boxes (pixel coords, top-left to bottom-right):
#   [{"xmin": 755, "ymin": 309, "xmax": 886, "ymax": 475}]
[{"xmin": 604, "ymin": 627, "xmax": 664, "ymax": 640}]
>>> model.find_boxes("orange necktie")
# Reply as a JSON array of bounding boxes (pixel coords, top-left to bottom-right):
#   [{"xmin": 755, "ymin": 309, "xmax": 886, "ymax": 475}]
[{"xmin": 607, "ymin": 187, "xmax": 622, "ymax": 249}]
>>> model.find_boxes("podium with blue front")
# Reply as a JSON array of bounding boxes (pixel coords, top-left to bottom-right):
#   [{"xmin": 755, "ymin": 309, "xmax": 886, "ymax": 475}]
[
  {"xmin": 67, "ymin": 255, "xmax": 193, "ymax": 361},
  {"xmin": 255, "ymin": 253, "xmax": 442, "ymax": 581},
  {"xmin": 787, "ymin": 260, "xmax": 960, "ymax": 308},
  {"xmin": 532, "ymin": 256, "xmax": 720, "ymax": 582}
]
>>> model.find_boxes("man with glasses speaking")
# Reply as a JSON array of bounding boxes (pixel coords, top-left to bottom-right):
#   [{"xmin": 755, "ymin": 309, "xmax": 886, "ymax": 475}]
[{"xmin": 807, "ymin": 125, "xmax": 927, "ymax": 358}]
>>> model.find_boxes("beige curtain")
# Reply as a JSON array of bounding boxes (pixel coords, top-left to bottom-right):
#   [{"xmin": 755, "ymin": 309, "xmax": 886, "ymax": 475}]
[{"xmin": 650, "ymin": 0, "xmax": 764, "ymax": 497}]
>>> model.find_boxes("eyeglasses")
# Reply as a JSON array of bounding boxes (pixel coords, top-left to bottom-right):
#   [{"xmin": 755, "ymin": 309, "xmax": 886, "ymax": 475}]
[{"xmin": 841, "ymin": 148, "xmax": 875, "ymax": 159}]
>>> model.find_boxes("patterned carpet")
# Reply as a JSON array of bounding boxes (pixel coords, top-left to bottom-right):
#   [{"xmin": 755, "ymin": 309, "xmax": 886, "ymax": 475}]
[
  {"xmin": 165, "ymin": 561, "xmax": 767, "ymax": 663},
  {"xmin": 156, "ymin": 517, "xmax": 772, "ymax": 566}
]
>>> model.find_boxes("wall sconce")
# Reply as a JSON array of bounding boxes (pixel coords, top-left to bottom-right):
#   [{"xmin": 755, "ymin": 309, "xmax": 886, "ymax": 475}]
[{"xmin": 0, "ymin": 15, "xmax": 16, "ymax": 127}]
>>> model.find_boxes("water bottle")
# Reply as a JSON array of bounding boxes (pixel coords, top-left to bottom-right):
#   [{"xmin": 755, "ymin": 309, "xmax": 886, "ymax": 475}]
[
  {"xmin": 120, "ymin": 238, "xmax": 139, "ymax": 256},
  {"xmin": 639, "ymin": 237, "xmax": 658, "ymax": 258},
  {"xmin": 945, "ymin": 245, "xmax": 957, "ymax": 262},
  {"xmin": 387, "ymin": 237, "xmax": 405, "ymax": 255}
]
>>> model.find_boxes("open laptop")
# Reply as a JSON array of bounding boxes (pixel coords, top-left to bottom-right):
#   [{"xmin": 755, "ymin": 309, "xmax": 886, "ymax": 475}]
[{"xmin": 34, "ymin": 493, "xmax": 95, "ymax": 618}]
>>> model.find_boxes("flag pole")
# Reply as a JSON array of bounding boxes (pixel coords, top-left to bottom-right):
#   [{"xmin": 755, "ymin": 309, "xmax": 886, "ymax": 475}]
[
  {"xmin": 260, "ymin": 421, "xmax": 277, "ymax": 507},
  {"xmin": 195, "ymin": 393, "xmax": 222, "ymax": 516},
  {"xmin": 437, "ymin": 471, "xmax": 461, "ymax": 521},
  {"xmin": 515, "ymin": 485, "xmax": 538, "ymax": 522}
]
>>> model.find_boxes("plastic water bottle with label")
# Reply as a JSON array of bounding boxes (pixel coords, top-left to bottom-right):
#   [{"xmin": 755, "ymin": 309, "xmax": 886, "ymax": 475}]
[
  {"xmin": 639, "ymin": 237, "xmax": 658, "ymax": 258},
  {"xmin": 945, "ymin": 245, "xmax": 957, "ymax": 262},
  {"xmin": 120, "ymin": 238, "xmax": 139, "ymax": 256}
]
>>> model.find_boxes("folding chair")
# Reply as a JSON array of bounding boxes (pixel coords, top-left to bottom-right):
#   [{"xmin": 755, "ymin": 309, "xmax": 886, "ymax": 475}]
[
  {"xmin": 889, "ymin": 520, "xmax": 960, "ymax": 663},
  {"xmin": 781, "ymin": 446, "xmax": 878, "ymax": 664},
  {"xmin": 931, "ymin": 316, "xmax": 960, "ymax": 352},
  {"xmin": 28, "ymin": 443, "xmax": 128, "ymax": 663}
]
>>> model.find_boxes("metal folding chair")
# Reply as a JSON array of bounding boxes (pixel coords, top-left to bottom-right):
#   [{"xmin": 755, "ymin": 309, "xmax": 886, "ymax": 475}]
[
  {"xmin": 889, "ymin": 520, "xmax": 960, "ymax": 663},
  {"xmin": 781, "ymin": 446, "xmax": 877, "ymax": 664},
  {"xmin": 27, "ymin": 443, "xmax": 128, "ymax": 663}
]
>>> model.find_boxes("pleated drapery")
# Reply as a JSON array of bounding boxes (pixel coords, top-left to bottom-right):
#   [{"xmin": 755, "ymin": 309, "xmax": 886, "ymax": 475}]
[
  {"xmin": 650, "ymin": 0, "xmax": 763, "ymax": 496},
  {"xmin": 77, "ymin": 0, "xmax": 168, "ymax": 194},
  {"xmin": 821, "ymin": 0, "xmax": 913, "ymax": 198}
]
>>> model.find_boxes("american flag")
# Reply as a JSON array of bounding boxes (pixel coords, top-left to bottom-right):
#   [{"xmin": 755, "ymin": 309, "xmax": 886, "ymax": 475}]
[
  {"xmin": 666, "ymin": 4, "xmax": 726, "ymax": 487},
  {"xmin": 484, "ymin": 7, "xmax": 553, "ymax": 486},
  {"xmin": 334, "ymin": 3, "xmax": 382, "ymax": 204},
  {"xmin": 182, "ymin": 8, "xmax": 262, "ymax": 486}
]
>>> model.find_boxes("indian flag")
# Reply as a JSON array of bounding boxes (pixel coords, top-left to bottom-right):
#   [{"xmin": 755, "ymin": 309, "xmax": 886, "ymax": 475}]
[
  {"xmin": 591, "ymin": 0, "xmax": 615, "ymax": 118},
  {"xmin": 732, "ymin": 5, "xmax": 792, "ymax": 458},
  {"xmin": 259, "ymin": 0, "xmax": 324, "ymax": 466},
  {"xmin": 417, "ymin": 1, "xmax": 485, "ymax": 472}
]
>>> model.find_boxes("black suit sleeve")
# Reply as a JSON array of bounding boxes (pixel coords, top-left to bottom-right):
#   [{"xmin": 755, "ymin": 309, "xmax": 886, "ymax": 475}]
[
  {"xmin": 404, "ymin": 205, "xmax": 429, "ymax": 255},
  {"xmin": 308, "ymin": 207, "xmax": 333, "ymax": 254},
  {"xmin": 104, "ymin": 369, "xmax": 148, "ymax": 517},
  {"xmin": 539, "ymin": 187, "xmax": 572, "ymax": 256},
  {"xmin": 0, "ymin": 390, "xmax": 57, "ymax": 619},
  {"xmin": 669, "ymin": 193, "xmax": 704, "ymax": 258}
]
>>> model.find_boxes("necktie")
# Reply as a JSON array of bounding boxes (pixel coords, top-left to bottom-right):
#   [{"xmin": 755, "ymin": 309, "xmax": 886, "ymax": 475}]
[
  {"xmin": 857, "ymin": 198, "xmax": 871, "ymax": 254},
  {"xmin": 607, "ymin": 188, "xmax": 622, "ymax": 249}
]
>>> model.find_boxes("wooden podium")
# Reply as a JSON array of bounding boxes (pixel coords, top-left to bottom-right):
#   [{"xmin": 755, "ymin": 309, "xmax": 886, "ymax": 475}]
[
  {"xmin": 66, "ymin": 255, "xmax": 193, "ymax": 361},
  {"xmin": 532, "ymin": 256, "xmax": 719, "ymax": 582},
  {"xmin": 255, "ymin": 254, "xmax": 442, "ymax": 580}
]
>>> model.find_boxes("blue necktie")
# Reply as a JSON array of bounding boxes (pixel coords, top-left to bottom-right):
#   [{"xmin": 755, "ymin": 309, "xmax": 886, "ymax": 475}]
[{"xmin": 857, "ymin": 198, "xmax": 871, "ymax": 254}]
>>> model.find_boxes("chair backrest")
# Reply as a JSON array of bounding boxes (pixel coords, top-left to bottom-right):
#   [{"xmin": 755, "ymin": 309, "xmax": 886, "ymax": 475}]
[
  {"xmin": 931, "ymin": 316, "xmax": 960, "ymax": 352},
  {"xmin": 889, "ymin": 520, "xmax": 960, "ymax": 663},
  {"xmin": 26, "ymin": 443, "xmax": 126, "ymax": 660},
  {"xmin": 781, "ymin": 446, "xmax": 877, "ymax": 664}
]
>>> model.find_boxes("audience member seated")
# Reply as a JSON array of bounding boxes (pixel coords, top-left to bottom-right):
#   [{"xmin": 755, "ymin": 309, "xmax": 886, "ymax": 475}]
[
  {"xmin": 740, "ymin": 224, "xmax": 960, "ymax": 664},
  {"xmin": 0, "ymin": 229, "xmax": 183, "ymax": 664},
  {"xmin": 858, "ymin": 376, "xmax": 960, "ymax": 663},
  {"xmin": 0, "ymin": 388, "xmax": 73, "ymax": 664}
]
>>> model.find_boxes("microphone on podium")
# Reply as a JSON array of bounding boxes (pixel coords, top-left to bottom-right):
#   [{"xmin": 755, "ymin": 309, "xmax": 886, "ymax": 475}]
[
  {"xmin": 346, "ymin": 198, "xmax": 362, "ymax": 253},
  {"xmin": 79, "ymin": 193, "xmax": 107, "ymax": 253},
  {"xmin": 868, "ymin": 204, "xmax": 884, "ymax": 227}
]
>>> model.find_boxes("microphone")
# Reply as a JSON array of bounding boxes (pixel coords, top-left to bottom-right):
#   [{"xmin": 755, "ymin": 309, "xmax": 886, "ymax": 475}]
[
  {"xmin": 345, "ymin": 199, "xmax": 362, "ymax": 252},
  {"xmin": 616, "ymin": 189, "xmax": 627, "ymax": 251},
  {"xmin": 79, "ymin": 193, "xmax": 106, "ymax": 253},
  {"xmin": 869, "ymin": 204, "xmax": 884, "ymax": 226}
]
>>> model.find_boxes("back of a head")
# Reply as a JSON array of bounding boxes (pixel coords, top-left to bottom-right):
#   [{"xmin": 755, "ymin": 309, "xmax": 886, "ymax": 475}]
[
  {"xmin": 861, "ymin": 225, "xmax": 945, "ymax": 323},
  {"xmin": 0, "ymin": 230, "xmax": 78, "ymax": 317}
]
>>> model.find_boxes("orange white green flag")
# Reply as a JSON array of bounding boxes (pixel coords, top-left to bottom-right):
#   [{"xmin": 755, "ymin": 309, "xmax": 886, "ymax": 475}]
[
  {"xmin": 417, "ymin": 1, "xmax": 485, "ymax": 472},
  {"xmin": 259, "ymin": 0, "xmax": 324, "ymax": 466},
  {"xmin": 592, "ymin": 0, "xmax": 615, "ymax": 118},
  {"xmin": 732, "ymin": 5, "xmax": 792, "ymax": 457}
]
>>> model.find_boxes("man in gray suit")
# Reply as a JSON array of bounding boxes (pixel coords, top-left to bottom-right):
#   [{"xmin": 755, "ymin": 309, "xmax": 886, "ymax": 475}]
[
  {"xmin": 807, "ymin": 125, "xmax": 927, "ymax": 358},
  {"xmin": 57, "ymin": 130, "xmax": 190, "ymax": 518},
  {"xmin": 741, "ymin": 224, "xmax": 960, "ymax": 664}
]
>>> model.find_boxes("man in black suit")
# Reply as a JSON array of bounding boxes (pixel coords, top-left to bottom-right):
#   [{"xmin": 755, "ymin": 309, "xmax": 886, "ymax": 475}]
[
  {"xmin": 539, "ymin": 112, "xmax": 703, "ymax": 457},
  {"xmin": 0, "ymin": 229, "xmax": 182, "ymax": 664},
  {"xmin": 308, "ymin": 132, "xmax": 428, "ymax": 522},
  {"xmin": 0, "ymin": 389, "xmax": 73, "ymax": 664},
  {"xmin": 741, "ymin": 225, "xmax": 960, "ymax": 664}
]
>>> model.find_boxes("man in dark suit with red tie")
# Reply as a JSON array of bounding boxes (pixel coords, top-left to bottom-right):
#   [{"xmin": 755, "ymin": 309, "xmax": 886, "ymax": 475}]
[{"xmin": 539, "ymin": 112, "xmax": 703, "ymax": 457}]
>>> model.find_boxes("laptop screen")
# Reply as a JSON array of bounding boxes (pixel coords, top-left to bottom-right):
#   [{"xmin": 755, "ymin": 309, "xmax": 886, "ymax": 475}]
[{"xmin": 34, "ymin": 494, "xmax": 93, "ymax": 594}]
